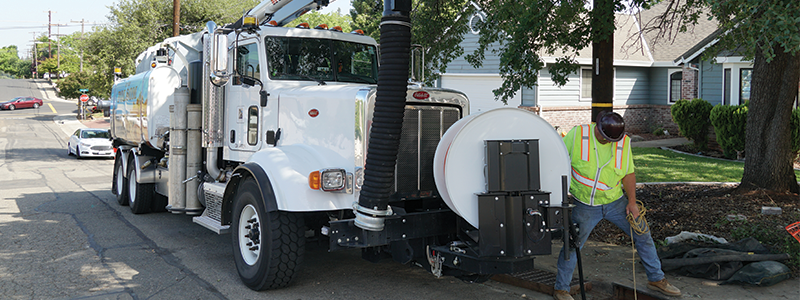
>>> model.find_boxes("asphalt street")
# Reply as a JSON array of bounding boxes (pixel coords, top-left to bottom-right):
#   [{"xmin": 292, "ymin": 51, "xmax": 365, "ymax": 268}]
[{"xmin": 0, "ymin": 79, "xmax": 542, "ymax": 299}]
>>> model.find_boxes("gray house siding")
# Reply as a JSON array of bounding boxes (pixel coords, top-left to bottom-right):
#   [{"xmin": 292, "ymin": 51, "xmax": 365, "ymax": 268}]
[
  {"xmin": 649, "ymin": 67, "xmax": 669, "ymax": 104},
  {"xmin": 538, "ymin": 68, "xmax": 583, "ymax": 107},
  {"xmin": 699, "ymin": 60, "xmax": 723, "ymax": 105},
  {"xmin": 615, "ymin": 67, "xmax": 650, "ymax": 105},
  {"xmin": 444, "ymin": 33, "xmax": 502, "ymax": 74}
]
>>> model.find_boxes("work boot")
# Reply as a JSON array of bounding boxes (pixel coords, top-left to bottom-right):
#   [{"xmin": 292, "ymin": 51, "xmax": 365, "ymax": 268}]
[
  {"xmin": 647, "ymin": 278, "xmax": 681, "ymax": 297},
  {"xmin": 553, "ymin": 290, "xmax": 574, "ymax": 300}
]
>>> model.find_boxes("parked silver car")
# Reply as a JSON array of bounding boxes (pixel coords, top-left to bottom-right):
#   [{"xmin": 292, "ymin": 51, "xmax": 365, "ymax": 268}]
[{"xmin": 67, "ymin": 128, "xmax": 114, "ymax": 158}]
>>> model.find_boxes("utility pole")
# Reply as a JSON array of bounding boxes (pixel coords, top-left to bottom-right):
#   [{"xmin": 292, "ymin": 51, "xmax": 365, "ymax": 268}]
[
  {"xmin": 173, "ymin": 0, "xmax": 181, "ymax": 37},
  {"xmin": 590, "ymin": 0, "xmax": 615, "ymax": 122},
  {"xmin": 71, "ymin": 19, "xmax": 86, "ymax": 71},
  {"xmin": 47, "ymin": 10, "xmax": 53, "ymax": 60},
  {"xmin": 30, "ymin": 32, "xmax": 39, "ymax": 78}
]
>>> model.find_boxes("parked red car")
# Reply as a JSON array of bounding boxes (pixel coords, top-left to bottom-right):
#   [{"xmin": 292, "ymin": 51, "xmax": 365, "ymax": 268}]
[{"xmin": 0, "ymin": 97, "xmax": 44, "ymax": 110}]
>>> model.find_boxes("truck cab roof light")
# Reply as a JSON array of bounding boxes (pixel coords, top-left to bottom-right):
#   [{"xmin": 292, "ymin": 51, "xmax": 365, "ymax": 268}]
[
  {"xmin": 266, "ymin": 20, "xmax": 278, "ymax": 27},
  {"xmin": 351, "ymin": 29, "xmax": 365, "ymax": 35},
  {"xmin": 330, "ymin": 26, "xmax": 343, "ymax": 32},
  {"xmin": 296, "ymin": 22, "xmax": 310, "ymax": 29},
  {"xmin": 242, "ymin": 15, "xmax": 257, "ymax": 29},
  {"xmin": 314, "ymin": 24, "xmax": 328, "ymax": 30}
]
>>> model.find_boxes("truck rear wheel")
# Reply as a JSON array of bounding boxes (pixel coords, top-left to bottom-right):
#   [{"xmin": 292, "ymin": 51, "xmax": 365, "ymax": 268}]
[
  {"xmin": 114, "ymin": 153, "xmax": 129, "ymax": 206},
  {"xmin": 127, "ymin": 156, "xmax": 153, "ymax": 214},
  {"xmin": 232, "ymin": 178, "xmax": 305, "ymax": 290}
]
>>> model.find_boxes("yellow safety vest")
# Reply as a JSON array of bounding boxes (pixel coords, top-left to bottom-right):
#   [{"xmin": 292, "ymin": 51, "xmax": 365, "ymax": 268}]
[{"xmin": 563, "ymin": 123, "xmax": 634, "ymax": 206}]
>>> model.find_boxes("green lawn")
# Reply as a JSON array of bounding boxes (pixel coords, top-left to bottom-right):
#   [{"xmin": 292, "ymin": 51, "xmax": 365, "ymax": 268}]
[{"xmin": 632, "ymin": 147, "xmax": 800, "ymax": 183}]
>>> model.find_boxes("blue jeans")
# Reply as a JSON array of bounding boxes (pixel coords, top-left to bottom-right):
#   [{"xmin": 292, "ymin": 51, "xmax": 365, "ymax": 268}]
[{"xmin": 554, "ymin": 196, "xmax": 664, "ymax": 291}]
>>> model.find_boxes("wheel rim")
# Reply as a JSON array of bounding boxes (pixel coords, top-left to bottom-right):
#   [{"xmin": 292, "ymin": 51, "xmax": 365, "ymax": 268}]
[
  {"xmin": 128, "ymin": 169, "xmax": 137, "ymax": 206},
  {"xmin": 34, "ymin": 103, "xmax": 39, "ymax": 108},
  {"xmin": 116, "ymin": 163, "xmax": 125, "ymax": 195},
  {"xmin": 238, "ymin": 204, "xmax": 261, "ymax": 265},
  {"xmin": 9, "ymin": 105, "xmax": 14, "ymax": 110}
]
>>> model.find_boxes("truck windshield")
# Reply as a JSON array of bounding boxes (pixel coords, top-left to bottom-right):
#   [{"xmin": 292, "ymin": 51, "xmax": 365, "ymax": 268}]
[{"xmin": 265, "ymin": 37, "xmax": 378, "ymax": 84}]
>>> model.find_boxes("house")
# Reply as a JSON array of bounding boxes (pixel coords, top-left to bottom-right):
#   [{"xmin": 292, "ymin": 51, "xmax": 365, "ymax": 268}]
[{"xmin": 436, "ymin": 2, "xmax": 754, "ymax": 135}]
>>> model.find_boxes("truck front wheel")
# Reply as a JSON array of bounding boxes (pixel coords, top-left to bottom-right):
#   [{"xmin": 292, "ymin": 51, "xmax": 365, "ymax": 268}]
[{"xmin": 232, "ymin": 178, "xmax": 305, "ymax": 290}]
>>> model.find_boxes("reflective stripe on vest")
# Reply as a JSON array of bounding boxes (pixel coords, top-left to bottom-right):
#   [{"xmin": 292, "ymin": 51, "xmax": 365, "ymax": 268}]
[
  {"xmin": 571, "ymin": 167, "xmax": 612, "ymax": 191},
  {"xmin": 579, "ymin": 124, "xmax": 623, "ymax": 170},
  {"xmin": 615, "ymin": 137, "xmax": 626, "ymax": 169},
  {"xmin": 580, "ymin": 125, "xmax": 590, "ymax": 161}
]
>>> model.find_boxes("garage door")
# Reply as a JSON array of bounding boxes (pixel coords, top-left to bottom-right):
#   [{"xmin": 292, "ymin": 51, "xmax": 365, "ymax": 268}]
[{"xmin": 440, "ymin": 74, "xmax": 521, "ymax": 115}]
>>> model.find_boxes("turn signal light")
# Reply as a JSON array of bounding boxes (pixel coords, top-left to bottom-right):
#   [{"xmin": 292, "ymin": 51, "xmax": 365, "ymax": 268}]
[
  {"xmin": 309, "ymin": 171, "xmax": 321, "ymax": 190},
  {"xmin": 151, "ymin": 62, "xmax": 157, "ymax": 68}
]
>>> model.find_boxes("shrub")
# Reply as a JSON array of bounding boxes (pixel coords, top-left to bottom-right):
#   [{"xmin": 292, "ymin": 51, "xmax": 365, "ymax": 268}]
[
  {"xmin": 791, "ymin": 108, "xmax": 800, "ymax": 154},
  {"xmin": 710, "ymin": 102, "xmax": 748, "ymax": 158},
  {"xmin": 671, "ymin": 98, "xmax": 714, "ymax": 151}
]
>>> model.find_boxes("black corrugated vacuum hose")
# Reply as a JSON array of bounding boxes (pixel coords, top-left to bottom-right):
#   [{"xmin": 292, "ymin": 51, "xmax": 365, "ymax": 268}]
[{"xmin": 355, "ymin": 0, "xmax": 411, "ymax": 231}]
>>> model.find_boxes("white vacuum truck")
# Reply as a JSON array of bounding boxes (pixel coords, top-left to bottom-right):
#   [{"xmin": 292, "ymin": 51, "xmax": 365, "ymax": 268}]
[{"xmin": 110, "ymin": 0, "xmax": 573, "ymax": 291}]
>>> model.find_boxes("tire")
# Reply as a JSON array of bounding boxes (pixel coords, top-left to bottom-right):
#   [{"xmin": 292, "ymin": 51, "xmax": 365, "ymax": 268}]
[
  {"xmin": 114, "ymin": 154, "xmax": 129, "ymax": 206},
  {"xmin": 67, "ymin": 143, "xmax": 72, "ymax": 156},
  {"xmin": 232, "ymin": 178, "xmax": 305, "ymax": 291},
  {"xmin": 76, "ymin": 146, "xmax": 82, "ymax": 159},
  {"xmin": 8, "ymin": 105, "xmax": 14, "ymax": 111},
  {"xmin": 33, "ymin": 103, "xmax": 39, "ymax": 109},
  {"xmin": 127, "ymin": 156, "xmax": 153, "ymax": 214}
]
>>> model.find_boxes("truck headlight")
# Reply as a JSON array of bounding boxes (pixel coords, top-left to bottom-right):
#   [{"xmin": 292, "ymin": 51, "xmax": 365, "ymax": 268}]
[{"xmin": 309, "ymin": 169, "xmax": 347, "ymax": 191}]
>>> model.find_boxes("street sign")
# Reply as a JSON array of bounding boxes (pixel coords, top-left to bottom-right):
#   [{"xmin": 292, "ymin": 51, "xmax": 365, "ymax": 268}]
[
  {"xmin": 80, "ymin": 94, "xmax": 89, "ymax": 102},
  {"xmin": 79, "ymin": 89, "xmax": 89, "ymax": 92}
]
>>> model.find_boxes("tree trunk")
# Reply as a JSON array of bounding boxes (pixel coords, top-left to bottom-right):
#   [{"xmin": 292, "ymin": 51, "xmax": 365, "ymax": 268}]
[{"xmin": 741, "ymin": 46, "xmax": 800, "ymax": 193}]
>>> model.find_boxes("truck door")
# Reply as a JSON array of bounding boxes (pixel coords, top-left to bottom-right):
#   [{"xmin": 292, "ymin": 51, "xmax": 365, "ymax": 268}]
[{"xmin": 226, "ymin": 40, "xmax": 274, "ymax": 160}]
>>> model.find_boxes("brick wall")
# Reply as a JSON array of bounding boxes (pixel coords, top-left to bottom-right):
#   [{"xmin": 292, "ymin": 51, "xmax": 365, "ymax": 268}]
[
  {"xmin": 518, "ymin": 105, "xmax": 680, "ymax": 135},
  {"xmin": 681, "ymin": 64, "xmax": 698, "ymax": 100}
]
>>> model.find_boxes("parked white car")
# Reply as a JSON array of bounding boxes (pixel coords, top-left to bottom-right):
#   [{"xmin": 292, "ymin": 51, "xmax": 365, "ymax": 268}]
[{"xmin": 67, "ymin": 128, "xmax": 114, "ymax": 159}]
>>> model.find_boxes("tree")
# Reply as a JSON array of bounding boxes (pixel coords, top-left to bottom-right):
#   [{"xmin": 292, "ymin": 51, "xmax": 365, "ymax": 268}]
[
  {"xmin": 58, "ymin": 71, "xmax": 92, "ymax": 99},
  {"xmin": 465, "ymin": 1, "xmax": 599, "ymax": 103},
  {"xmin": 286, "ymin": 10, "xmax": 354, "ymax": 33},
  {"xmin": 82, "ymin": 0, "xmax": 259, "ymax": 97},
  {"xmin": 0, "ymin": 46, "xmax": 19, "ymax": 74},
  {"xmin": 646, "ymin": 0, "xmax": 800, "ymax": 193},
  {"xmin": 351, "ymin": 0, "xmax": 471, "ymax": 85}
]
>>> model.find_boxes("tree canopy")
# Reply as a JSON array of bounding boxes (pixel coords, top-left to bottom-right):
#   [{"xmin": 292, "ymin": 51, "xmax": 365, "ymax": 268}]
[
  {"xmin": 351, "ymin": 0, "xmax": 471, "ymax": 86},
  {"xmin": 82, "ymin": 0, "xmax": 259, "ymax": 97}
]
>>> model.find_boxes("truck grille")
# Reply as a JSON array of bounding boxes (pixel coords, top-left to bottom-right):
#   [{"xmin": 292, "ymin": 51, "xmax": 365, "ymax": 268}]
[{"xmin": 394, "ymin": 105, "xmax": 460, "ymax": 197}]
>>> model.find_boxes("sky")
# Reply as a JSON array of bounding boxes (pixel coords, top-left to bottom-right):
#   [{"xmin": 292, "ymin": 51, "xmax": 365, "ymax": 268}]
[{"xmin": 1, "ymin": 0, "xmax": 352, "ymax": 59}]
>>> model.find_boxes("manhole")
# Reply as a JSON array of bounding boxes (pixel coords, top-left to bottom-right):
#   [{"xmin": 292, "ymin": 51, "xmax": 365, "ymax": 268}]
[{"xmin": 492, "ymin": 269, "xmax": 592, "ymax": 296}]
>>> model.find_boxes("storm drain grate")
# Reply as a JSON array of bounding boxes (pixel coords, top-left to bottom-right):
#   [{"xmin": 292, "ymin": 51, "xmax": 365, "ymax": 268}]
[{"xmin": 492, "ymin": 269, "xmax": 591, "ymax": 296}]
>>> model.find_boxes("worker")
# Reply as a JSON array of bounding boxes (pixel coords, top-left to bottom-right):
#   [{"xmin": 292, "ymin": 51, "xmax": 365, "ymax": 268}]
[{"xmin": 552, "ymin": 111, "xmax": 681, "ymax": 300}]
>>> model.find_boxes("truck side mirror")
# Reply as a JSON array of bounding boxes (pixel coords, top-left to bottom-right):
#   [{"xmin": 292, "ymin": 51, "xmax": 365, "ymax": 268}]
[{"xmin": 210, "ymin": 33, "xmax": 229, "ymax": 86}]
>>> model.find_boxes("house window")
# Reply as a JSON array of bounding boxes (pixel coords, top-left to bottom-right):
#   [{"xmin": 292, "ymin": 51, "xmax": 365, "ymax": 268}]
[
  {"xmin": 723, "ymin": 68, "xmax": 731, "ymax": 105},
  {"xmin": 740, "ymin": 68, "xmax": 752, "ymax": 102},
  {"xmin": 669, "ymin": 71, "xmax": 682, "ymax": 103},
  {"xmin": 580, "ymin": 68, "xmax": 592, "ymax": 100}
]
